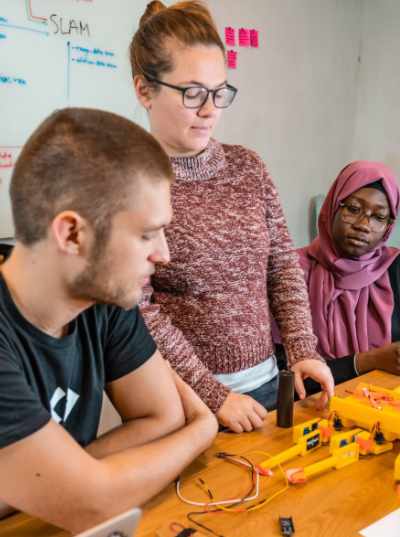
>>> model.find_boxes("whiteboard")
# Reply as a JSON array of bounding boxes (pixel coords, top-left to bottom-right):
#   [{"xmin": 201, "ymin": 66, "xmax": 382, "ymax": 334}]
[{"xmin": 0, "ymin": 0, "xmax": 158, "ymax": 238}]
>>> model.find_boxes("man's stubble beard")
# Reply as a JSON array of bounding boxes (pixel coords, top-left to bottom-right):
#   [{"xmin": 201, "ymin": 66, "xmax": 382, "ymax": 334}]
[{"xmin": 67, "ymin": 226, "xmax": 134, "ymax": 308}]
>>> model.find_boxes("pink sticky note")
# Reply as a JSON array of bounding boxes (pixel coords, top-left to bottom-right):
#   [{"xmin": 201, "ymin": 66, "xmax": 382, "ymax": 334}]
[
  {"xmin": 227, "ymin": 49, "xmax": 237, "ymax": 69},
  {"xmin": 238, "ymin": 28, "xmax": 250, "ymax": 47},
  {"xmin": 0, "ymin": 152, "xmax": 12, "ymax": 168},
  {"xmin": 250, "ymin": 29, "xmax": 259, "ymax": 48},
  {"xmin": 224, "ymin": 26, "xmax": 235, "ymax": 47}
]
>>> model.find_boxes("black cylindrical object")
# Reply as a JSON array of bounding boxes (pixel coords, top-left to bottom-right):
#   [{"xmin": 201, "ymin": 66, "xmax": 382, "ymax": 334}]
[{"xmin": 276, "ymin": 370, "xmax": 294, "ymax": 428}]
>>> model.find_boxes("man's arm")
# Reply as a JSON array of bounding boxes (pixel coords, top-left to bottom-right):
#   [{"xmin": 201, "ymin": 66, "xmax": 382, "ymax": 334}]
[
  {"xmin": 0, "ymin": 376, "xmax": 217, "ymax": 534},
  {"xmin": 86, "ymin": 351, "xmax": 185, "ymax": 458}
]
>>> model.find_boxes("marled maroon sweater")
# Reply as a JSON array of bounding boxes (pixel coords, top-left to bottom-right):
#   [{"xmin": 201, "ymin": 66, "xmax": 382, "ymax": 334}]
[{"xmin": 140, "ymin": 139, "xmax": 318, "ymax": 412}]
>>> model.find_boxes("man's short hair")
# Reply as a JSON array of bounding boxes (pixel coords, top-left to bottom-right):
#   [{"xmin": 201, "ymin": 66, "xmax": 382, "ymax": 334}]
[{"xmin": 10, "ymin": 107, "xmax": 174, "ymax": 245}]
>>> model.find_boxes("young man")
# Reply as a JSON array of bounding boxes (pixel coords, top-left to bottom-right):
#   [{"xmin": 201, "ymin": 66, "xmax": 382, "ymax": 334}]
[{"xmin": 0, "ymin": 108, "xmax": 217, "ymax": 533}]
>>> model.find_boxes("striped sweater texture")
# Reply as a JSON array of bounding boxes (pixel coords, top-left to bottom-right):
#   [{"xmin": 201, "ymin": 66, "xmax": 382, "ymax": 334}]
[{"xmin": 140, "ymin": 139, "xmax": 318, "ymax": 412}]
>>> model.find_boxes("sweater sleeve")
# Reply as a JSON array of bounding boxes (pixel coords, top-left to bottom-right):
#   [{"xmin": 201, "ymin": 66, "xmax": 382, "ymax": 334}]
[
  {"xmin": 260, "ymin": 159, "xmax": 324, "ymax": 366},
  {"xmin": 139, "ymin": 285, "xmax": 230, "ymax": 413}
]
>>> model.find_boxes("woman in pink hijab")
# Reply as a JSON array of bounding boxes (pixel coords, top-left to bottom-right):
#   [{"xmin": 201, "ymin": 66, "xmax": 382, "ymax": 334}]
[{"xmin": 298, "ymin": 160, "xmax": 400, "ymax": 383}]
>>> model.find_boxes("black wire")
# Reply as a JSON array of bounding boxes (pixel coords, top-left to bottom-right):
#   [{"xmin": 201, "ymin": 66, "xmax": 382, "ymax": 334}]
[
  {"xmin": 197, "ymin": 477, "xmax": 214, "ymax": 500},
  {"xmin": 184, "ymin": 452, "xmax": 258, "ymax": 535},
  {"xmin": 218, "ymin": 454, "xmax": 257, "ymax": 505},
  {"xmin": 187, "ymin": 510, "xmax": 225, "ymax": 537}
]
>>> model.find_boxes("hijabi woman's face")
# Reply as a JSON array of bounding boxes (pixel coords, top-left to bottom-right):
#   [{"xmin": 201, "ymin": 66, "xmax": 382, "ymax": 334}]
[{"xmin": 332, "ymin": 187, "xmax": 391, "ymax": 258}]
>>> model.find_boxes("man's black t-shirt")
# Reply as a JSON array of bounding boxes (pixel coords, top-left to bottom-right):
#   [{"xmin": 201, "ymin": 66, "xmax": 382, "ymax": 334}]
[{"xmin": 0, "ymin": 274, "xmax": 156, "ymax": 448}]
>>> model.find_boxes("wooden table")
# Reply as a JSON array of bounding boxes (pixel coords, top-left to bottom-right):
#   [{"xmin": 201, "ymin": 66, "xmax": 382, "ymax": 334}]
[{"xmin": 1, "ymin": 370, "xmax": 400, "ymax": 537}]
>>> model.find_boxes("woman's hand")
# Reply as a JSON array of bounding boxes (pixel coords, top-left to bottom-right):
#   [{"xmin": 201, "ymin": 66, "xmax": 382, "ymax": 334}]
[
  {"xmin": 291, "ymin": 359, "xmax": 335, "ymax": 408},
  {"xmin": 216, "ymin": 392, "xmax": 267, "ymax": 433}
]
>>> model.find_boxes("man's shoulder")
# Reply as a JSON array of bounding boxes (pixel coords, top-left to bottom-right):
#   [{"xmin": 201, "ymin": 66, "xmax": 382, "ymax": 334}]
[
  {"xmin": 0, "ymin": 289, "xmax": 18, "ymax": 349},
  {"xmin": 79, "ymin": 303, "xmax": 142, "ymax": 342}
]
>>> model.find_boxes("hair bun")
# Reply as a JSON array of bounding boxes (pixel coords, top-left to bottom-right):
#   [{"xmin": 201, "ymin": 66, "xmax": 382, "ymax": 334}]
[{"xmin": 140, "ymin": 1, "xmax": 166, "ymax": 27}]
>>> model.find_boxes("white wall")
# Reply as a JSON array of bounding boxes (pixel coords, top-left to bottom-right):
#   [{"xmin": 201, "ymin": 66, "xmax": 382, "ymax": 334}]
[
  {"xmin": 2, "ymin": 1, "xmax": 397, "ymax": 247},
  {"xmin": 209, "ymin": 0, "xmax": 362, "ymax": 246},
  {"xmin": 0, "ymin": 0, "xmax": 153, "ymax": 238},
  {"xmin": 352, "ymin": 0, "xmax": 400, "ymax": 177}
]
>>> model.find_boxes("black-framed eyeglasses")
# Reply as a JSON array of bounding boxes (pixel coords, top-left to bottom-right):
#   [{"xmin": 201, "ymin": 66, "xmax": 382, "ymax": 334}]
[
  {"xmin": 144, "ymin": 75, "xmax": 238, "ymax": 109},
  {"xmin": 338, "ymin": 201, "xmax": 394, "ymax": 232}
]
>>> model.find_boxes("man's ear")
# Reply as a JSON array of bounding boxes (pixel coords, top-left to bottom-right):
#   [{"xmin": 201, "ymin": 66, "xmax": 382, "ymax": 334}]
[
  {"xmin": 50, "ymin": 211, "xmax": 90, "ymax": 256},
  {"xmin": 134, "ymin": 75, "xmax": 153, "ymax": 110}
]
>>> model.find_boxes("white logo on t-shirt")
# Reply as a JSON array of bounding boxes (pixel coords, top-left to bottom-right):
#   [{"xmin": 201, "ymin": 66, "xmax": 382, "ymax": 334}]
[{"xmin": 50, "ymin": 387, "xmax": 79, "ymax": 423}]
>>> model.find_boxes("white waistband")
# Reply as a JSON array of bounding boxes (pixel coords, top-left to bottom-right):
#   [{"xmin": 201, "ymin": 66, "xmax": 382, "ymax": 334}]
[{"xmin": 214, "ymin": 356, "xmax": 278, "ymax": 393}]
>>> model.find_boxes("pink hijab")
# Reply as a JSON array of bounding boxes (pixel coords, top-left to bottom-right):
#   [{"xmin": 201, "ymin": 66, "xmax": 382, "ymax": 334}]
[{"xmin": 298, "ymin": 161, "xmax": 400, "ymax": 359}]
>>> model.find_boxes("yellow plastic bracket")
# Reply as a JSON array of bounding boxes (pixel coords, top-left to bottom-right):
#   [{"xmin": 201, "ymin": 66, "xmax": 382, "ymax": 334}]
[
  {"xmin": 306, "ymin": 442, "xmax": 359, "ymax": 477},
  {"xmin": 259, "ymin": 430, "xmax": 322, "ymax": 470},
  {"xmin": 329, "ymin": 428, "xmax": 363, "ymax": 453},
  {"xmin": 329, "ymin": 383, "xmax": 400, "ymax": 442},
  {"xmin": 292, "ymin": 418, "xmax": 321, "ymax": 443},
  {"xmin": 287, "ymin": 442, "xmax": 359, "ymax": 485}
]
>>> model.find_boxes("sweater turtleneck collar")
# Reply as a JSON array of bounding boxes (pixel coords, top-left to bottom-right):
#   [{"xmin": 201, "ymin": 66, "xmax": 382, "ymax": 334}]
[{"xmin": 170, "ymin": 138, "xmax": 226, "ymax": 182}]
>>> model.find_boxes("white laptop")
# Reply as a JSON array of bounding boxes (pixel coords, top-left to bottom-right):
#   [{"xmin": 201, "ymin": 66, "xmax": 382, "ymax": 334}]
[{"xmin": 76, "ymin": 508, "xmax": 141, "ymax": 537}]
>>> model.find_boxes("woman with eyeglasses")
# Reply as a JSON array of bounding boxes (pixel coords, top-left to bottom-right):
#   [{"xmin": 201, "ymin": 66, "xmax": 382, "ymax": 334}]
[
  {"xmin": 131, "ymin": 0, "xmax": 334, "ymax": 433},
  {"xmin": 297, "ymin": 161, "xmax": 400, "ymax": 388}
]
